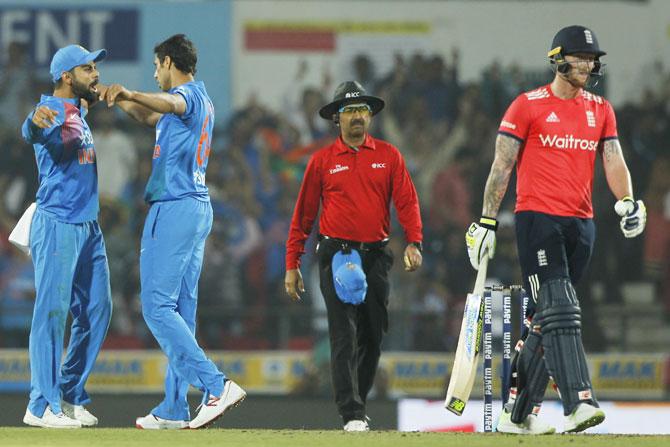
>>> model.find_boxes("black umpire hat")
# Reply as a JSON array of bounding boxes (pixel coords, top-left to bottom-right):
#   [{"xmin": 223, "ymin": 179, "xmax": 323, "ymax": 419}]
[
  {"xmin": 548, "ymin": 25, "xmax": 606, "ymax": 59},
  {"xmin": 318, "ymin": 81, "xmax": 385, "ymax": 120}
]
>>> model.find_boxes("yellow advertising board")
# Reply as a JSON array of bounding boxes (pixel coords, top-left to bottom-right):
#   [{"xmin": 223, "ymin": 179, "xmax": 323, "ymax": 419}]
[
  {"xmin": 378, "ymin": 352, "xmax": 668, "ymax": 400},
  {"xmin": 0, "ymin": 349, "xmax": 666, "ymax": 400}
]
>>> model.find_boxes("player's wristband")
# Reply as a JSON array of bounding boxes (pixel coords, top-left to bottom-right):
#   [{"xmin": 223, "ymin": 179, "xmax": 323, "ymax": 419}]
[{"xmin": 479, "ymin": 216, "xmax": 498, "ymax": 231}]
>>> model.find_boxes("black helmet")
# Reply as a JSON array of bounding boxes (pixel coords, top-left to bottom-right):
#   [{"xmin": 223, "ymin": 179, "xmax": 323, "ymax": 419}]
[
  {"xmin": 548, "ymin": 25, "xmax": 605, "ymax": 79},
  {"xmin": 548, "ymin": 25, "xmax": 606, "ymax": 59},
  {"xmin": 318, "ymin": 81, "xmax": 385, "ymax": 120}
]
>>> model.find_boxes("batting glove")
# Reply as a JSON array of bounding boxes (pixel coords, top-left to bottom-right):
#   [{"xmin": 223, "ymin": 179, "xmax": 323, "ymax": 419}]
[
  {"xmin": 614, "ymin": 196, "xmax": 646, "ymax": 238},
  {"xmin": 465, "ymin": 217, "xmax": 498, "ymax": 270}
]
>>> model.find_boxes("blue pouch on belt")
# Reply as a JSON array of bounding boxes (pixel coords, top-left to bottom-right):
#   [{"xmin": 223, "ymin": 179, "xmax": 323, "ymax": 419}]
[{"xmin": 332, "ymin": 248, "xmax": 368, "ymax": 305}]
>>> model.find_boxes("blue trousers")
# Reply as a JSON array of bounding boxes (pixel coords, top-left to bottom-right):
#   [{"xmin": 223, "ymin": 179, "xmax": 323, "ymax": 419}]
[
  {"xmin": 28, "ymin": 210, "xmax": 112, "ymax": 417},
  {"xmin": 140, "ymin": 198, "xmax": 225, "ymax": 421}
]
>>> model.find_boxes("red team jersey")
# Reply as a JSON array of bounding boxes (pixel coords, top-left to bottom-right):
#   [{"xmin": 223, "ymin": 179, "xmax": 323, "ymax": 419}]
[{"xmin": 498, "ymin": 84, "xmax": 618, "ymax": 218}]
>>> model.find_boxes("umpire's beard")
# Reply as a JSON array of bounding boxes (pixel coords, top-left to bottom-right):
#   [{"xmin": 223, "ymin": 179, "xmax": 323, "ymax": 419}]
[{"xmin": 345, "ymin": 119, "xmax": 366, "ymax": 141}]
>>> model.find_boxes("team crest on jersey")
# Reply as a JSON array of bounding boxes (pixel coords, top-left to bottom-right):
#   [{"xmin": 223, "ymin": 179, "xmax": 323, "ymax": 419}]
[
  {"xmin": 586, "ymin": 110, "xmax": 596, "ymax": 127},
  {"xmin": 545, "ymin": 112, "xmax": 560, "ymax": 123}
]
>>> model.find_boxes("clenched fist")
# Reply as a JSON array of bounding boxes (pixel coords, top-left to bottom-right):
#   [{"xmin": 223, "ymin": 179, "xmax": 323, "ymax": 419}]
[
  {"xmin": 614, "ymin": 197, "xmax": 646, "ymax": 238},
  {"xmin": 104, "ymin": 83, "xmax": 134, "ymax": 107},
  {"xmin": 403, "ymin": 243, "xmax": 422, "ymax": 272}
]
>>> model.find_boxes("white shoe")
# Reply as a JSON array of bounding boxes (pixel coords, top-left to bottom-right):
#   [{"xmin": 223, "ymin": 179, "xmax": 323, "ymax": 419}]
[
  {"xmin": 189, "ymin": 380, "xmax": 246, "ymax": 429},
  {"xmin": 23, "ymin": 406, "xmax": 82, "ymax": 429},
  {"xmin": 343, "ymin": 420, "xmax": 370, "ymax": 432},
  {"xmin": 62, "ymin": 401, "xmax": 98, "ymax": 427},
  {"xmin": 135, "ymin": 413, "xmax": 189, "ymax": 430},
  {"xmin": 496, "ymin": 409, "xmax": 555, "ymax": 434},
  {"xmin": 564, "ymin": 403, "xmax": 605, "ymax": 433}
]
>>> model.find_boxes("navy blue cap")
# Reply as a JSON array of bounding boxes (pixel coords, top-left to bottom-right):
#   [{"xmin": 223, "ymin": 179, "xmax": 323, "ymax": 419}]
[
  {"xmin": 332, "ymin": 249, "xmax": 367, "ymax": 305},
  {"xmin": 50, "ymin": 44, "xmax": 107, "ymax": 82},
  {"xmin": 548, "ymin": 25, "xmax": 606, "ymax": 58}
]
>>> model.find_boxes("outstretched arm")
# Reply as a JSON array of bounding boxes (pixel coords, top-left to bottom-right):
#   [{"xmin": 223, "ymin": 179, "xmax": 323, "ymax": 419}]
[
  {"xmin": 22, "ymin": 106, "xmax": 58, "ymax": 144},
  {"xmin": 113, "ymin": 99, "xmax": 163, "ymax": 127},
  {"xmin": 482, "ymin": 134, "xmax": 521, "ymax": 217},
  {"xmin": 601, "ymin": 139, "xmax": 633, "ymax": 199},
  {"xmin": 104, "ymin": 83, "xmax": 187, "ymax": 127}
]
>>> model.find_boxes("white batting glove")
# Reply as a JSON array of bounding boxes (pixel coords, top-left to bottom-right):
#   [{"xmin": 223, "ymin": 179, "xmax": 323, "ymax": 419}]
[
  {"xmin": 465, "ymin": 217, "xmax": 498, "ymax": 270},
  {"xmin": 614, "ymin": 197, "xmax": 646, "ymax": 238}
]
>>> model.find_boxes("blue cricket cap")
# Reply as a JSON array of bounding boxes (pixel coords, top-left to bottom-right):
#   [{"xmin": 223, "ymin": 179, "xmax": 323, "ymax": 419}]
[
  {"xmin": 332, "ymin": 249, "xmax": 367, "ymax": 305},
  {"xmin": 50, "ymin": 44, "xmax": 107, "ymax": 83}
]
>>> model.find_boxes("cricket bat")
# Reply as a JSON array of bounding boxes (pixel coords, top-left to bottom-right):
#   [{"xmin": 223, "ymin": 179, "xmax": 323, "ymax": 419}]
[{"xmin": 444, "ymin": 251, "xmax": 489, "ymax": 415}]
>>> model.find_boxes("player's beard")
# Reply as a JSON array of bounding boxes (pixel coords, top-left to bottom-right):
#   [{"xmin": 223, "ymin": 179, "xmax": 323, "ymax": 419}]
[
  {"xmin": 72, "ymin": 78, "xmax": 99, "ymax": 103},
  {"xmin": 562, "ymin": 65, "xmax": 591, "ymax": 89}
]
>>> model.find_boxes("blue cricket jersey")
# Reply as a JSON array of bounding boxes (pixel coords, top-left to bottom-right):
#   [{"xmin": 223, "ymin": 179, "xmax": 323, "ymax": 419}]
[
  {"xmin": 21, "ymin": 95, "xmax": 99, "ymax": 223},
  {"xmin": 145, "ymin": 81, "xmax": 214, "ymax": 203}
]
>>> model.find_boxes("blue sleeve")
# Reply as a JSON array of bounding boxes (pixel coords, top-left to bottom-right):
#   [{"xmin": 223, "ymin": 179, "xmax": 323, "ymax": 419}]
[
  {"xmin": 172, "ymin": 85, "xmax": 195, "ymax": 118},
  {"xmin": 21, "ymin": 106, "xmax": 58, "ymax": 144},
  {"xmin": 21, "ymin": 112, "xmax": 46, "ymax": 144}
]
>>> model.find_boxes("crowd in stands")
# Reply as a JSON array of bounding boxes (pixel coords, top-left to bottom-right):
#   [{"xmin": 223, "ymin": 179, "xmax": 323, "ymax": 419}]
[{"xmin": 1, "ymin": 42, "xmax": 668, "ymax": 354}]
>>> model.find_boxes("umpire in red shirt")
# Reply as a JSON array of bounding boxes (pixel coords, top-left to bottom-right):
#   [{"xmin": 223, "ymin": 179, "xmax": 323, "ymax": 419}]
[{"xmin": 284, "ymin": 81, "xmax": 423, "ymax": 431}]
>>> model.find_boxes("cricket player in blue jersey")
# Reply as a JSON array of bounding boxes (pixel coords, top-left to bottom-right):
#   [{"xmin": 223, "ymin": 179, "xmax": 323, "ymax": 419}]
[
  {"xmin": 20, "ymin": 45, "xmax": 112, "ymax": 428},
  {"xmin": 104, "ymin": 34, "xmax": 245, "ymax": 430}
]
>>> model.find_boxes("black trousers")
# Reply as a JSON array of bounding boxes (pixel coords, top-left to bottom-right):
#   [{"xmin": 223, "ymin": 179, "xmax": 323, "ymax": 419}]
[
  {"xmin": 515, "ymin": 211, "xmax": 595, "ymax": 304},
  {"xmin": 316, "ymin": 238, "xmax": 393, "ymax": 423},
  {"xmin": 512, "ymin": 211, "xmax": 597, "ymax": 416}
]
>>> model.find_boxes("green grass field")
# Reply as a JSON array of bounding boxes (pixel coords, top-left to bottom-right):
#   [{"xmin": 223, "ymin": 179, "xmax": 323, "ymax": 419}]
[{"xmin": 0, "ymin": 429, "xmax": 668, "ymax": 447}]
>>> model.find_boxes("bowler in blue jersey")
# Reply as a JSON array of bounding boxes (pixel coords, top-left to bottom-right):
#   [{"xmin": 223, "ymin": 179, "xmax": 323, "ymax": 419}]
[
  {"xmin": 104, "ymin": 34, "xmax": 246, "ymax": 430},
  {"xmin": 20, "ymin": 44, "xmax": 113, "ymax": 428}
]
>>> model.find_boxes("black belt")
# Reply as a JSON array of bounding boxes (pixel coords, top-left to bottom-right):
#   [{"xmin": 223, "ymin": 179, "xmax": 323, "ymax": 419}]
[{"xmin": 318, "ymin": 234, "xmax": 389, "ymax": 252}]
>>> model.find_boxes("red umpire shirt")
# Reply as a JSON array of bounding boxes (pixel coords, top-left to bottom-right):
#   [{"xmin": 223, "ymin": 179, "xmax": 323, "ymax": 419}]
[
  {"xmin": 498, "ymin": 85, "xmax": 618, "ymax": 218},
  {"xmin": 286, "ymin": 134, "xmax": 422, "ymax": 269}
]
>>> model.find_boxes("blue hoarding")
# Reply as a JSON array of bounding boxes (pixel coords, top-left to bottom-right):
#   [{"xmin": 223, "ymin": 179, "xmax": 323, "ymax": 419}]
[{"xmin": 0, "ymin": 7, "xmax": 138, "ymax": 65}]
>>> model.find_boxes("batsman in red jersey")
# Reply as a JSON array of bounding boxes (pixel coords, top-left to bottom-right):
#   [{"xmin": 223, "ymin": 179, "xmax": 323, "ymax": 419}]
[
  {"xmin": 466, "ymin": 26, "xmax": 646, "ymax": 434},
  {"xmin": 285, "ymin": 81, "xmax": 423, "ymax": 431}
]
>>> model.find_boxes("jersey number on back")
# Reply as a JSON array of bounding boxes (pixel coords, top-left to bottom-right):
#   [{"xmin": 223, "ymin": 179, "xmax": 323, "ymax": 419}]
[{"xmin": 196, "ymin": 114, "xmax": 211, "ymax": 168}]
